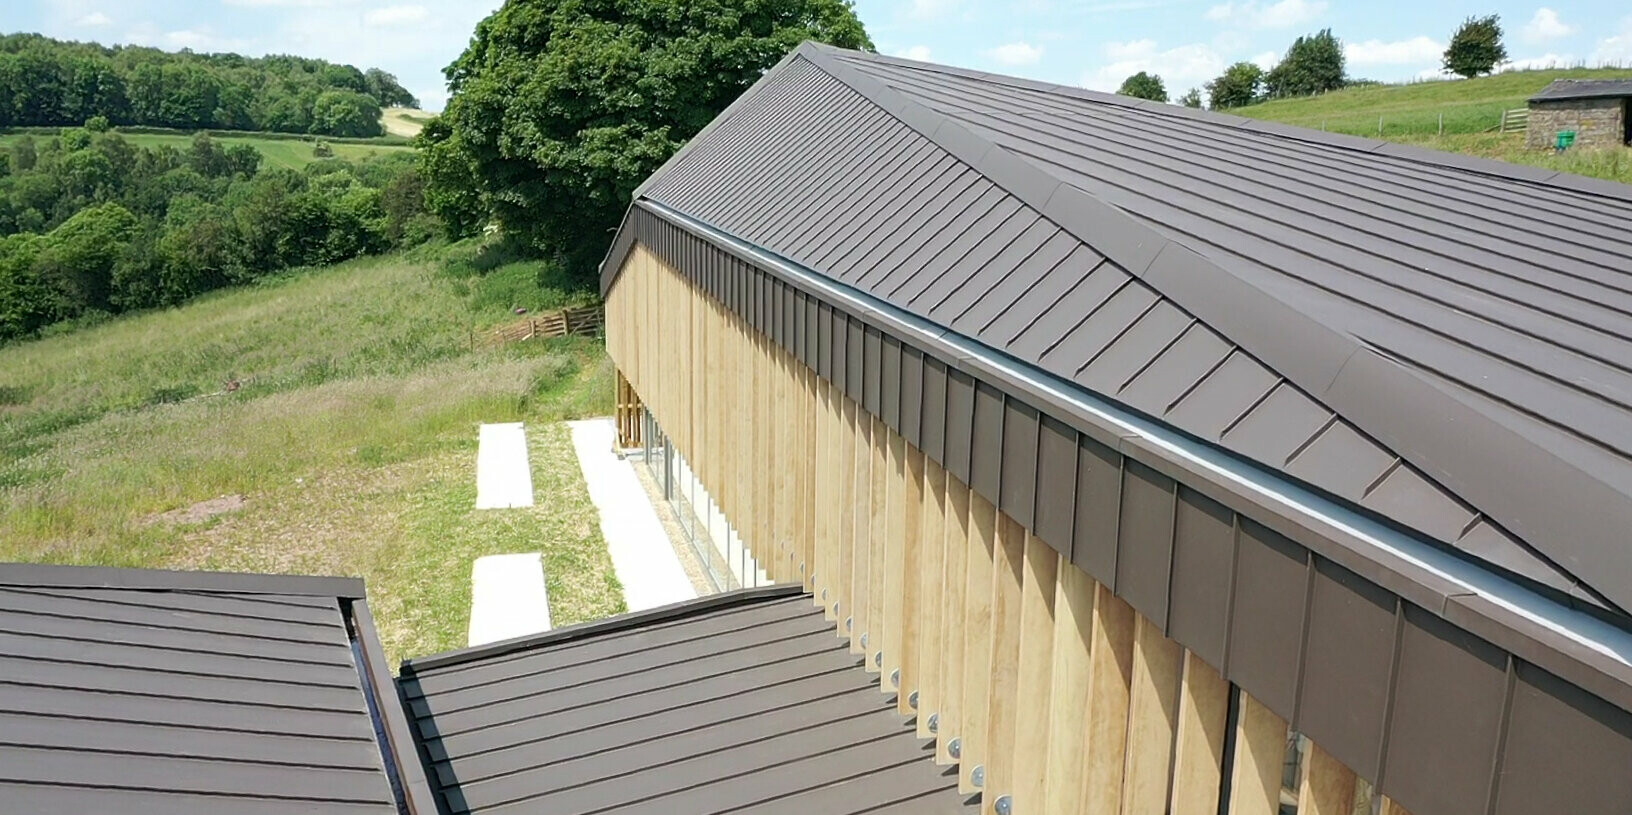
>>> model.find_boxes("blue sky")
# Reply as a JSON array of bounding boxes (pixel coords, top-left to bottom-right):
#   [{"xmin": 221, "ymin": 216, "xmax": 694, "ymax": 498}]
[{"xmin": 7, "ymin": 0, "xmax": 1632, "ymax": 109}]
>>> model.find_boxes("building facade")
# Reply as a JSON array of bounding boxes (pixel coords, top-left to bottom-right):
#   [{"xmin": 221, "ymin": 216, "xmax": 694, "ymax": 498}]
[
  {"xmin": 1527, "ymin": 79, "xmax": 1632, "ymax": 148},
  {"xmin": 604, "ymin": 44, "xmax": 1632, "ymax": 815}
]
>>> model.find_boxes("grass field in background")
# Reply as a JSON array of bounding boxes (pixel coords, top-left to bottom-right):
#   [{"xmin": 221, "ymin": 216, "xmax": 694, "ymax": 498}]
[
  {"xmin": 382, "ymin": 107, "xmax": 432, "ymax": 138},
  {"xmin": 1233, "ymin": 67, "xmax": 1632, "ymax": 138},
  {"xmin": 0, "ymin": 248, "xmax": 620, "ymax": 663},
  {"xmin": 0, "ymin": 128, "xmax": 415, "ymax": 171}
]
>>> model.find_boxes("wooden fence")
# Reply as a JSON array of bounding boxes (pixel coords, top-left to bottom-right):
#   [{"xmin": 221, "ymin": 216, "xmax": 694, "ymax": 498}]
[
  {"xmin": 1498, "ymin": 107, "xmax": 1529, "ymax": 134},
  {"xmin": 487, "ymin": 305, "xmax": 604, "ymax": 345}
]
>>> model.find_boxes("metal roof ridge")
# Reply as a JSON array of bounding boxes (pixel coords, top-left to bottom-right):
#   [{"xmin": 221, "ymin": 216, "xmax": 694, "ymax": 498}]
[
  {"xmin": 0, "ymin": 562, "xmax": 367, "ymax": 598},
  {"xmin": 808, "ymin": 42, "xmax": 1632, "ymax": 204},
  {"xmin": 795, "ymin": 42, "xmax": 1632, "ymax": 614},
  {"xmin": 634, "ymin": 198, "xmax": 1632, "ymax": 705}
]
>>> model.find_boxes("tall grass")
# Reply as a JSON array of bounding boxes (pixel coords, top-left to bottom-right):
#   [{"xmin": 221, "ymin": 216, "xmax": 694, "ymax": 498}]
[{"xmin": 0, "ymin": 249, "xmax": 619, "ymax": 662}]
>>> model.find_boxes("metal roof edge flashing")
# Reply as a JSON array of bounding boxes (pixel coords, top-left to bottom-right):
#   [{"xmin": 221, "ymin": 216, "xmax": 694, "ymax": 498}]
[
  {"xmin": 638, "ymin": 198, "xmax": 1632, "ymax": 711},
  {"xmin": 0, "ymin": 562, "xmax": 367, "ymax": 598},
  {"xmin": 400, "ymin": 584, "xmax": 803, "ymax": 674}
]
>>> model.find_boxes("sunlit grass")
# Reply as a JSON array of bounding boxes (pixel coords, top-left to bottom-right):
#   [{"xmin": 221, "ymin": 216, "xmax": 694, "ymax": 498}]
[{"xmin": 0, "ymin": 250, "xmax": 618, "ymax": 663}]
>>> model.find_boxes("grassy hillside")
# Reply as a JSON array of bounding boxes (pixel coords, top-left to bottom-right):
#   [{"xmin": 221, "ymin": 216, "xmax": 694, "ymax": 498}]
[
  {"xmin": 0, "ymin": 247, "xmax": 620, "ymax": 663},
  {"xmin": 1232, "ymin": 67, "xmax": 1632, "ymax": 185},
  {"xmin": 382, "ymin": 107, "xmax": 433, "ymax": 139},
  {"xmin": 0, "ymin": 128, "xmax": 414, "ymax": 171},
  {"xmin": 1234, "ymin": 67, "xmax": 1632, "ymax": 137}
]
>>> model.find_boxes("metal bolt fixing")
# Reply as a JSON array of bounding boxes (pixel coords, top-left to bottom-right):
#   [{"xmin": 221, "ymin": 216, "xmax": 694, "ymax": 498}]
[
  {"xmin": 927, "ymin": 713, "xmax": 939, "ymax": 733},
  {"xmin": 860, "ymin": 633, "xmax": 869, "ymax": 649},
  {"xmin": 844, "ymin": 615, "xmax": 851, "ymax": 631},
  {"xmin": 971, "ymin": 765, "xmax": 985, "ymax": 788},
  {"xmin": 873, "ymin": 651, "xmax": 883, "ymax": 667},
  {"xmin": 948, "ymin": 738, "xmax": 961, "ymax": 759},
  {"xmin": 890, "ymin": 669, "xmax": 899, "ymax": 688},
  {"xmin": 994, "ymin": 795, "xmax": 1012, "ymax": 815},
  {"xmin": 908, "ymin": 690, "xmax": 919, "ymax": 709}
]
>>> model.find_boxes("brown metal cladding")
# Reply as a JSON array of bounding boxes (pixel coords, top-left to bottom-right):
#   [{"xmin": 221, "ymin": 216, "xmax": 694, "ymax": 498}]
[
  {"xmin": 1070, "ymin": 436, "xmax": 1121, "ymax": 586},
  {"xmin": 1032, "ymin": 415, "xmax": 1078, "ymax": 557},
  {"xmin": 399, "ymin": 588, "xmax": 971, "ymax": 815},
  {"xmin": 1166, "ymin": 487, "xmax": 1235, "ymax": 668},
  {"xmin": 883, "ymin": 336, "xmax": 903, "ymax": 431},
  {"xmin": 1383, "ymin": 606, "xmax": 1509, "ymax": 815},
  {"xmin": 1226, "ymin": 519, "xmax": 1310, "ymax": 718},
  {"xmin": 900, "ymin": 347, "xmax": 924, "ymax": 448},
  {"xmin": 1296, "ymin": 558, "xmax": 1398, "ymax": 781},
  {"xmin": 921, "ymin": 357, "xmax": 949, "ymax": 465},
  {"xmin": 1113, "ymin": 460, "xmax": 1177, "ymax": 629},
  {"xmin": 1493, "ymin": 662, "xmax": 1632, "ymax": 814},
  {"xmin": 944, "ymin": 370, "xmax": 975, "ymax": 484},
  {"xmin": 969, "ymin": 382, "xmax": 1005, "ymax": 506},
  {"xmin": 0, "ymin": 564, "xmax": 422, "ymax": 815},
  {"xmin": 998, "ymin": 399, "xmax": 1039, "ymax": 528}
]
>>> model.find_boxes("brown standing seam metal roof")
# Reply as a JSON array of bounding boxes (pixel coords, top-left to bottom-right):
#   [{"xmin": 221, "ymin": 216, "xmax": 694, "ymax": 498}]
[
  {"xmin": 611, "ymin": 42, "xmax": 1632, "ymax": 616},
  {"xmin": 399, "ymin": 586, "xmax": 972, "ymax": 815},
  {"xmin": 0, "ymin": 563, "xmax": 436, "ymax": 815},
  {"xmin": 1530, "ymin": 79, "xmax": 1632, "ymax": 102}
]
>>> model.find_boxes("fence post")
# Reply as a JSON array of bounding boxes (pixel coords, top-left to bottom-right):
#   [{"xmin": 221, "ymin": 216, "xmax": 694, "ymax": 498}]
[
  {"xmin": 1378, "ymin": 115, "xmax": 1383, "ymax": 136},
  {"xmin": 1438, "ymin": 112, "xmax": 1444, "ymax": 136}
]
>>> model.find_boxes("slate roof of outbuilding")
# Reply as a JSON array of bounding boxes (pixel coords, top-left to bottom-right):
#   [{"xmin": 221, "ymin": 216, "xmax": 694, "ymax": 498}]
[
  {"xmin": 399, "ymin": 586, "xmax": 971, "ymax": 815},
  {"xmin": 1531, "ymin": 78, "xmax": 1632, "ymax": 102},
  {"xmin": 0, "ymin": 563, "xmax": 434, "ymax": 815},
  {"xmin": 611, "ymin": 43, "xmax": 1632, "ymax": 617}
]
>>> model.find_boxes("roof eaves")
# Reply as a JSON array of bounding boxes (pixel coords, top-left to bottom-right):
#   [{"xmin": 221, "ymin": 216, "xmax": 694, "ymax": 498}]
[
  {"xmin": 0, "ymin": 562, "xmax": 366, "ymax": 598},
  {"xmin": 400, "ymin": 584, "xmax": 804, "ymax": 673},
  {"xmin": 801, "ymin": 43, "xmax": 1632, "ymax": 614},
  {"xmin": 637, "ymin": 198, "xmax": 1632, "ymax": 713},
  {"xmin": 349, "ymin": 598, "xmax": 442, "ymax": 815}
]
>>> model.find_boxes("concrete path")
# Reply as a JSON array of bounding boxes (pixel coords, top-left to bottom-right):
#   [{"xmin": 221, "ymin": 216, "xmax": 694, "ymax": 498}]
[
  {"xmin": 475, "ymin": 423, "xmax": 534, "ymax": 509},
  {"xmin": 568, "ymin": 419, "xmax": 696, "ymax": 612},
  {"xmin": 467, "ymin": 553, "xmax": 552, "ymax": 646}
]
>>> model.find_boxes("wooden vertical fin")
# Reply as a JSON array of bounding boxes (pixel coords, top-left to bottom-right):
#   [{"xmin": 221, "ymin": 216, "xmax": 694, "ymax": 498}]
[
  {"xmin": 1120, "ymin": 616, "xmax": 1184, "ymax": 815},
  {"xmin": 1298, "ymin": 740, "xmax": 1358, "ymax": 815},
  {"xmin": 982, "ymin": 515, "xmax": 1028, "ymax": 811},
  {"xmin": 1044, "ymin": 560, "xmax": 1096, "ymax": 815},
  {"xmin": 1227, "ymin": 691, "xmax": 1289, "ymax": 815},
  {"xmin": 959, "ymin": 491, "xmax": 998, "ymax": 792},
  {"xmin": 1169, "ymin": 651, "xmax": 1230, "ymax": 815}
]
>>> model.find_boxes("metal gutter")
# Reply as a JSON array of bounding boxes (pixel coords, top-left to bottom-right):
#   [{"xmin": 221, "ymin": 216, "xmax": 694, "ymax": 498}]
[
  {"xmin": 0, "ymin": 562, "xmax": 367, "ymax": 598},
  {"xmin": 638, "ymin": 197, "xmax": 1632, "ymax": 678}
]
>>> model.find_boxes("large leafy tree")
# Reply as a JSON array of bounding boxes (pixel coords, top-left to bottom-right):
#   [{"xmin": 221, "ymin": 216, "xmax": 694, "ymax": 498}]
[
  {"xmin": 1206, "ymin": 61, "xmax": 1264, "ymax": 109},
  {"xmin": 1263, "ymin": 29, "xmax": 1346, "ymax": 98},
  {"xmin": 1116, "ymin": 71, "xmax": 1167, "ymax": 102},
  {"xmin": 428, "ymin": 0, "xmax": 873, "ymax": 280},
  {"xmin": 1443, "ymin": 15, "xmax": 1507, "ymax": 78}
]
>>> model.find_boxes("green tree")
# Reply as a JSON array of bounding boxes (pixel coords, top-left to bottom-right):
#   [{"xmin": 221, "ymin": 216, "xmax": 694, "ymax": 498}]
[
  {"xmin": 1443, "ymin": 15, "xmax": 1507, "ymax": 78},
  {"xmin": 32, "ymin": 202, "xmax": 140, "ymax": 312},
  {"xmin": 1263, "ymin": 29, "xmax": 1346, "ymax": 98},
  {"xmin": 1178, "ymin": 88, "xmax": 1202, "ymax": 108},
  {"xmin": 429, "ymin": 0, "xmax": 873, "ymax": 282},
  {"xmin": 1206, "ymin": 61, "xmax": 1265, "ymax": 109},
  {"xmin": 1116, "ymin": 71, "xmax": 1167, "ymax": 102},
  {"xmin": 310, "ymin": 90, "xmax": 383, "ymax": 137},
  {"xmin": 365, "ymin": 68, "xmax": 419, "ymax": 108}
]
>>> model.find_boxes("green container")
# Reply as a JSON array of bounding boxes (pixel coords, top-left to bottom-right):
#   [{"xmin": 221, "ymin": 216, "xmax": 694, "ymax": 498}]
[{"xmin": 1556, "ymin": 130, "xmax": 1577, "ymax": 150}]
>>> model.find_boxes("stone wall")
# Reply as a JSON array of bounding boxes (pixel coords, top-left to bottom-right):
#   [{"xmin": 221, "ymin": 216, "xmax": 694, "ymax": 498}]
[{"xmin": 1527, "ymin": 97, "xmax": 1628, "ymax": 149}]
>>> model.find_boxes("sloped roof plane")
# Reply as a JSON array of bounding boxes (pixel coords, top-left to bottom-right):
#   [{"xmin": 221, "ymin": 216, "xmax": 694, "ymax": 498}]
[
  {"xmin": 400, "ymin": 586, "xmax": 970, "ymax": 814},
  {"xmin": 609, "ymin": 43, "xmax": 1632, "ymax": 616},
  {"xmin": 0, "ymin": 563, "xmax": 436, "ymax": 814},
  {"xmin": 1531, "ymin": 79, "xmax": 1632, "ymax": 102}
]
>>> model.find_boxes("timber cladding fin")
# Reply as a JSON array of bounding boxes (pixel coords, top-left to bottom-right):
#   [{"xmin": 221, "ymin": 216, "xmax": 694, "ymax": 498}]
[{"xmin": 603, "ymin": 212, "xmax": 1632, "ymax": 815}]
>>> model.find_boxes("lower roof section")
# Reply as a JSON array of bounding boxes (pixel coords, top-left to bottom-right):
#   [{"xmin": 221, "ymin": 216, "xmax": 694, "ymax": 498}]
[
  {"xmin": 399, "ymin": 586, "xmax": 973, "ymax": 815},
  {"xmin": 0, "ymin": 563, "xmax": 426, "ymax": 814}
]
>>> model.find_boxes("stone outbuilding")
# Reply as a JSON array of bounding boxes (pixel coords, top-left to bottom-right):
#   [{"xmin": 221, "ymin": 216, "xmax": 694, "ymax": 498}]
[{"xmin": 1527, "ymin": 79, "xmax": 1632, "ymax": 148}]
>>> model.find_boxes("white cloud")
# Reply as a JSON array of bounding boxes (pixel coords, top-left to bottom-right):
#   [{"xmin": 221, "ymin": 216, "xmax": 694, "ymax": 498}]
[
  {"xmin": 1083, "ymin": 39, "xmax": 1224, "ymax": 95},
  {"xmin": 1592, "ymin": 16, "xmax": 1632, "ymax": 64},
  {"xmin": 1204, "ymin": 0, "xmax": 1326, "ymax": 29},
  {"xmin": 75, "ymin": 12, "xmax": 112, "ymax": 27},
  {"xmin": 1345, "ymin": 36, "xmax": 1442, "ymax": 67},
  {"xmin": 364, "ymin": 5, "xmax": 430, "ymax": 26},
  {"xmin": 893, "ymin": 45, "xmax": 933, "ymax": 61},
  {"xmin": 1521, "ymin": 8, "xmax": 1574, "ymax": 43},
  {"xmin": 1250, "ymin": 50, "xmax": 1279, "ymax": 70},
  {"xmin": 125, "ymin": 24, "xmax": 250, "ymax": 52},
  {"xmin": 986, "ymin": 42, "xmax": 1043, "ymax": 66}
]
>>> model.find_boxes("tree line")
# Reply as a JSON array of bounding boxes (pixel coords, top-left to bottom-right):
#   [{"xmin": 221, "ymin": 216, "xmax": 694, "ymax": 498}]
[
  {"xmin": 0, "ymin": 127, "xmax": 433, "ymax": 340},
  {"xmin": 0, "ymin": 33, "xmax": 418, "ymax": 137},
  {"xmin": 1118, "ymin": 15, "xmax": 1511, "ymax": 110}
]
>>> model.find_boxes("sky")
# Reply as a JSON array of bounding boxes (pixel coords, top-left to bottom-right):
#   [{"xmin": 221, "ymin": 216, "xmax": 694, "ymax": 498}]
[{"xmin": 6, "ymin": 0, "xmax": 1632, "ymax": 110}]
